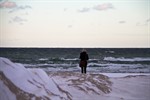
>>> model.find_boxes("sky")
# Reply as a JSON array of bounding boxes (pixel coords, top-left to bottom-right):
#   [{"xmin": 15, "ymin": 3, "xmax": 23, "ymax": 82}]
[{"xmin": 0, "ymin": 0, "xmax": 150, "ymax": 48}]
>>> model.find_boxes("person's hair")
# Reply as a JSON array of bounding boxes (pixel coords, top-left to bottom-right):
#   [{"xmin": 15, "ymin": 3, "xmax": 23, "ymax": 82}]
[{"xmin": 82, "ymin": 48, "xmax": 86, "ymax": 52}]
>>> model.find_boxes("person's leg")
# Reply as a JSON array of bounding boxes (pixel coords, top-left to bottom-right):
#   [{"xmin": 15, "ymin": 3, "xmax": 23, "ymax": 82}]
[
  {"xmin": 84, "ymin": 61, "xmax": 87, "ymax": 74},
  {"xmin": 84, "ymin": 67, "xmax": 86, "ymax": 74},
  {"xmin": 81, "ymin": 67, "xmax": 84, "ymax": 73}
]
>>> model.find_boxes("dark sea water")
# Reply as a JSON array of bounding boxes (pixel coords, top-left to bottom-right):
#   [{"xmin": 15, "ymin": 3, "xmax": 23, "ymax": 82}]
[{"xmin": 0, "ymin": 48, "xmax": 150, "ymax": 73}]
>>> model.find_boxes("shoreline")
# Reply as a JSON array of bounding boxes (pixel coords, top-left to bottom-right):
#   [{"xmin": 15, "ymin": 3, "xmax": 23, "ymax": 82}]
[{"xmin": 46, "ymin": 71, "xmax": 150, "ymax": 77}]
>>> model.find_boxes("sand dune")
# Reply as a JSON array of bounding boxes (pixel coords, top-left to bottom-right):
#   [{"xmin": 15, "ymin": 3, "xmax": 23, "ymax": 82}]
[{"xmin": 0, "ymin": 57, "xmax": 150, "ymax": 100}]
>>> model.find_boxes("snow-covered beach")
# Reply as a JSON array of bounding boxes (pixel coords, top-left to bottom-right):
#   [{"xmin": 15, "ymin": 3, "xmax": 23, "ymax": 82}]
[{"xmin": 0, "ymin": 57, "xmax": 150, "ymax": 100}]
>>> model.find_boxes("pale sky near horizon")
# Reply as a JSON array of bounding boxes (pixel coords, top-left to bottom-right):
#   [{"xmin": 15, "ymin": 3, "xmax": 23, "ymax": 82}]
[{"xmin": 0, "ymin": 0, "xmax": 150, "ymax": 48}]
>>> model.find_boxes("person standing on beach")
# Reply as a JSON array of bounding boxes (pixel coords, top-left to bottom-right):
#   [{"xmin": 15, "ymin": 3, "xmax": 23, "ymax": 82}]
[{"xmin": 79, "ymin": 49, "xmax": 89, "ymax": 74}]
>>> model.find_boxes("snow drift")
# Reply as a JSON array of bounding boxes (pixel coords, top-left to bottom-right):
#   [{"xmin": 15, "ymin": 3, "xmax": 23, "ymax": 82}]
[
  {"xmin": 0, "ymin": 57, "xmax": 68, "ymax": 100},
  {"xmin": 0, "ymin": 57, "xmax": 150, "ymax": 100},
  {"xmin": 0, "ymin": 57, "xmax": 111, "ymax": 100}
]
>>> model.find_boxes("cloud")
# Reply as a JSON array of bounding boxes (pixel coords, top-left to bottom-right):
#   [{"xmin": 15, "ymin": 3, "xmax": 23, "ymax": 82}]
[
  {"xmin": 0, "ymin": 0, "xmax": 17, "ymax": 8},
  {"xmin": 9, "ymin": 5, "xmax": 32, "ymax": 13},
  {"xmin": 119, "ymin": 21, "xmax": 126, "ymax": 24},
  {"xmin": 10, "ymin": 16, "xmax": 27, "ymax": 25},
  {"xmin": 13, "ymin": 16, "xmax": 27, "ymax": 22},
  {"xmin": 136, "ymin": 22, "xmax": 144, "ymax": 26},
  {"xmin": 0, "ymin": 0, "xmax": 32, "ymax": 13},
  {"xmin": 0, "ymin": 1, "xmax": 32, "ymax": 25},
  {"xmin": 146, "ymin": 18, "xmax": 150, "ymax": 22},
  {"xmin": 68, "ymin": 25, "xmax": 72, "ymax": 28},
  {"xmin": 64, "ymin": 8, "xmax": 67, "ymax": 12},
  {"xmin": 93, "ymin": 3, "xmax": 114, "ymax": 11},
  {"xmin": 77, "ymin": 3, "xmax": 114, "ymax": 13},
  {"xmin": 78, "ymin": 7, "xmax": 90, "ymax": 13},
  {"xmin": 136, "ymin": 18, "xmax": 150, "ymax": 26}
]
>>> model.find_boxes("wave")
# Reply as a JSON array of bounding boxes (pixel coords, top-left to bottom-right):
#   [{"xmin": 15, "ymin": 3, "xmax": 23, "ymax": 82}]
[
  {"xmin": 37, "ymin": 57, "xmax": 150, "ymax": 63},
  {"xmin": 23, "ymin": 62, "xmax": 150, "ymax": 73},
  {"xmin": 104, "ymin": 57, "xmax": 150, "ymax": 62},
  {"xmin": 24, "ymin": 63, "xmax": 78, "ymax": 68}
]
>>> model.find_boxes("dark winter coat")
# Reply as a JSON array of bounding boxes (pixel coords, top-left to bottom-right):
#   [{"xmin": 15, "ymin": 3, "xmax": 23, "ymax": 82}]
[{"xmin": 79, "ymin": 52, "xmax": 89, "ymax": 67}]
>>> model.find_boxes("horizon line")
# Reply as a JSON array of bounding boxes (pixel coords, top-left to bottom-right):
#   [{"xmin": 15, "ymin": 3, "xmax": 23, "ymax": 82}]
[{"xmin": 0, "ymin": 46, "xmax": 150, "ymax": 49}]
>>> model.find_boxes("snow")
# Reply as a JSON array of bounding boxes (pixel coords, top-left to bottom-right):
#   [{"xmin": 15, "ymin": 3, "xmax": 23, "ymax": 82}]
[
  {"xmin": 0, "ymin": 57, "xmax": 65, "ymax": 99},
  {"xmin": 0, "ymin": 57, "xmax": 150, "ymax": 100},
  {"xmin": 107, "ymin": 75, "xmax": 150, "ymax": 100},
  {"xmin": 0, "ymin": 81, "xmax": 16, "ymax": 100},
  {"xmin": 49, "ymin": 72, "xmax": 112, "ymax": 99},
  {"xmin": 49, "ymin": 72, "xmax": 150, "ymax": 100}
]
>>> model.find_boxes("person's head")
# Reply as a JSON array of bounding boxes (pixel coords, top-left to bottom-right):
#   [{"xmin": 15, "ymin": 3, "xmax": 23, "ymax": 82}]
[{"xmin": 82, "ymin": 48, "xmax": 86, "ymax": 52}]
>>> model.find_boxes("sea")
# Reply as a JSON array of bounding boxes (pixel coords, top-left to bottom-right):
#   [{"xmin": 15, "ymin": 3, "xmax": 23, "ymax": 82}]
[{"xmin": 0, "ymin": 48, "xmax": 150, "ymax": 73}]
